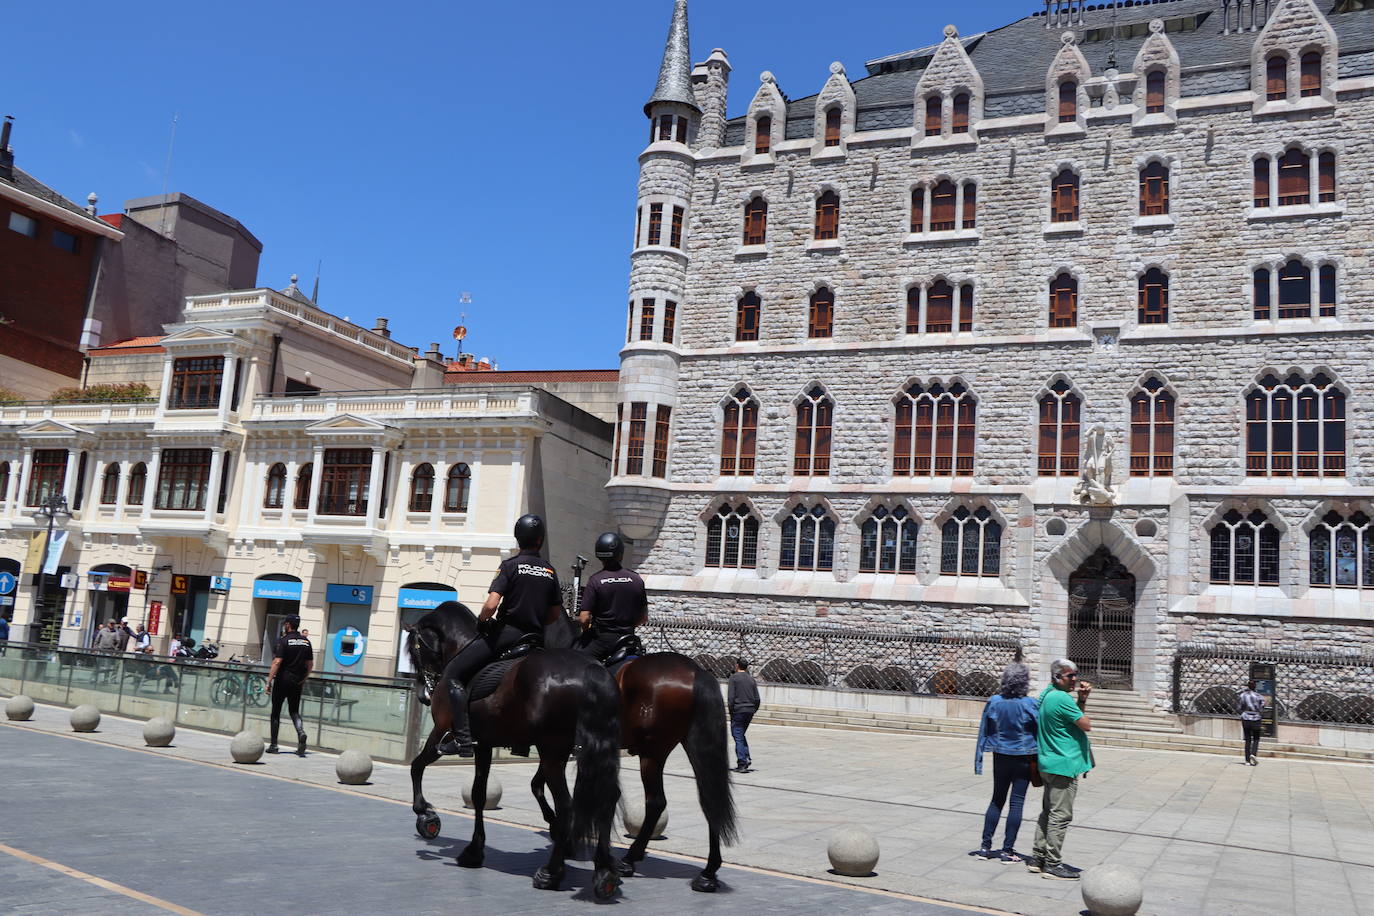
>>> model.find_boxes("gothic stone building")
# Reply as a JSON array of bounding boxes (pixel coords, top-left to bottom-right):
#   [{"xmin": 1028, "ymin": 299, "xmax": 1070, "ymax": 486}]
[{"xmin": 608, "ymin": 0, "xmax": 1374, "ymax": 712}]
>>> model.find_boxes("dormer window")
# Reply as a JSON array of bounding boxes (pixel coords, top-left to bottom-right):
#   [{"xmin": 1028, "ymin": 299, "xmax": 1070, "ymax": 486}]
[
  {"xmin": 924, "ymin": 96, "xmax": 942, "ymax": 136},
  {"xmin": 1145, "ymin": 71, "xmax": 1166, "ymax": 113},
  {"xmin": 168, "ymin": 356, "xmax": 223, "ymax": 410},
  {"xmin": 824, "ymin": 107, "xmax": 841, "ymax": 147},
  {"xmin": 952, "ymin": 94, "xmax": 970, "ymax": 134},
  {"xmin": 754, "ymin": 116, "xmax": 772, "ymax": 155},
  {"xmin": 1266, "ymin": 55, "xmax": 1287, "ymax": 101},
  {"xmin": 1300, "ymin": 52, "xmax": 1321, "ymax": 97},
  {"xmin": 1058, "ymin": 81, "xmax": 1077, "ymax": 122}
]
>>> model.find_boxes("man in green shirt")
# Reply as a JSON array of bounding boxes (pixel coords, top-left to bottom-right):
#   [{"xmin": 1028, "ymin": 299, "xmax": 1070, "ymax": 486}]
[{"xmin": 1029, "ymin": 658, "xmax": 1093, "ymax": 880}]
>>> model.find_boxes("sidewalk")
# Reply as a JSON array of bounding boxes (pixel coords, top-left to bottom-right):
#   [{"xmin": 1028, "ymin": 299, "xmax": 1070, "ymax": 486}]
[{"xmin": 5, "ymin": 702, "xmax": 1373, "ymax": 915}]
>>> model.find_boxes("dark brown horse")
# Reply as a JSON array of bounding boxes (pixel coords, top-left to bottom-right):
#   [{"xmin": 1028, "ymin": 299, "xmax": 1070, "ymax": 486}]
[{"xmin": 405, "ymin": 601, "xmax": 623, "ymax": 899}]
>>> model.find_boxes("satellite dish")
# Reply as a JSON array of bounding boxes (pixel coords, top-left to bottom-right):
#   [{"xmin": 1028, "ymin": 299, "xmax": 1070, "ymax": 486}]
[{"xmin": 453, "ymin": 326, "xmax": 467, "ymax": 341}]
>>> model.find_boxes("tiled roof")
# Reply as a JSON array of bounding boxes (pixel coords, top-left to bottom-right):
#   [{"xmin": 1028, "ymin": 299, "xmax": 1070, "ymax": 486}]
[
  {"xmin": 88, "ymin": 336, "xmax": 166, "ymax": 356},
  {"xmin": 443, "ymin": 369, "xmax": 619, "ymax": 384}
]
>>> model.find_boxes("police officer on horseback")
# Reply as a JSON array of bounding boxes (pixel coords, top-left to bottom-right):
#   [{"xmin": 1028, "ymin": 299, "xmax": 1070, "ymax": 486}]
[
  {"xmin": 438, "ymin": 513, "xmax": 564, "ymax": 757},
  {"xmin": 576, "ymin": 531, "xmax": 648, "ymax": 663}
]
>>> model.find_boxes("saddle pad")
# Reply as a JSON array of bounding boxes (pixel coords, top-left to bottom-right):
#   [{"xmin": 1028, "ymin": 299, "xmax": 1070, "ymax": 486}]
[{"xmin": 469, "ymin": 658, "xmax": 521, "ymax": 703}]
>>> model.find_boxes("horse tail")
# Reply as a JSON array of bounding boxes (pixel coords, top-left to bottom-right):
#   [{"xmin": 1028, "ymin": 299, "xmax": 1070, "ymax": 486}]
[
  {"xmin": 682, "ymin": 661, "xmax": 739, "ymax": 846},
  {"xmin": 569, "ymin": 662, "xmax": 622, "ymax": 848}
]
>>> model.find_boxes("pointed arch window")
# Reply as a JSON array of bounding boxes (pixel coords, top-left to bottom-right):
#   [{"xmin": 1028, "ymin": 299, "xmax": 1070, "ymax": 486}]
[
  {"xmin": 1278, "ymin": 149, "xmax": 1309, "ymax": 206},
  {"xmin": 1051, "ymin": 169, "xmax": 1079, "ymax": 222},
  {"xmin": 930, "ymin": 180, "xmax": 957, "ymax": 232},
  {"xmin": 779, "ymin": 504, "xmax": 836, "ymax": 571},
  {"xmin": 1278, "ymin": 258, "xmax": 1311, "ymax": 318},
  {"xmin": 926, "ymin": 280, "xmax": 955, "ymax": 333},
  {"xmin": 263, "ymin": 462, "xmax": 287, "ymax": 509},
  {"xmin": 1318, "ymin": 151, "xmax": 1336, "ymax": 202},
  {"xmin": 824, "ymin": 106, "xmax": 842, "ymax": 146},
  {"xmin": 793, "ymin": 386, "xmax": 833, "ymax": 476},
  {"xmin": 814, "ymin": 190, "xmax": 840, "ymax": 240},
  {"xmin": 754, "ymin": 116, "xmax": 772, "ymax": 155},
  {"xmin": 1300, "ymin": 52, "xmax": 1322, "ymax": 97},
  {"xmin": 1049, "ymin": 273, "xmax": 1077, "ymax": 328},
  {"xmin": 705, "ymin": 502, "xmax": 759, "ymax": 569},
  {"xmin": 1139, "ymin": 162, "xmax": 1169, "ymax": 216},
  {"xmin": 293, "ymin": 462, "xmax": 312, "ymax": 510},
  {"xmin": 1246, "ymin": 372, "xmax": 1345, "ymax": 478},
  {"xmin": 408, "ymin": 463, "xmax": 434, "ymax": 512},
  {"xmin": 1038, "ymin": 379, "xmax": 1081, "ymax": 477},
  {"xmin": 1210, "ymin": 508, "xmax": 1280, "ymax": 585},
  {"xmin": 1130, "ymin": 378, "xmax": 1175, "ymax": 477},
  {"xmin": 859, "ymin": 505, "xmax": 919, "ymax": 573},
  {"xmin": 1310, "ymin": 509, "xmax": 1373, "ymax": 588},
  {"xmin": 808, "ymin": 287, "xmax": 834, "ymax": 339},
  {"xmin": 444, "ymin": 463, "xmax": 471, "ymax": 512},
  {"xmin": 127, "ymin": 462, "xmax": 147, "ymax": 506},
  {"xmin": 720, "ymin": 389, "xmax": 759, "ymax": 476},
  {"xmin": 893, "ymin": 381, "xmax": 976, "ymax": 477},
  {"xmin": 941, "ymin": 506, "xmax": 1001, "ymax": 577},
  {"xmin": 1266, "ymin": 55, "xmax": 1287, "ymax": 100},
  {"xmin": 736, "ymin": 291, "xmax": 761, "ymax": 341},
  {"xmin": 924, "ymin": 96, "xmax": 942, "ymax": 136},
  {"xmin": 1253, "ymin": 267, "xmax": 1272, "ymax": 320},
  {"xmin": 952, "ymin": 93, "xmax": 970, "ymax": 133},
  {"xmin": 1058, "ymin": 80, "xmax": 1078, "ymax": 122},
  {"xmin": 1137, "ymin": 268, "xmax": 1169, "ymax": 325},
  {"xmin": 1145, "ymin": 70, "xmax": 1166, "ymax": 113},
  {"xmin": 99, "ymin": 463, "xmax": 121, "ymax": 505},
  {"xmin": 743, "ymin": 197, "xmax": 767, "ymax": 245}
]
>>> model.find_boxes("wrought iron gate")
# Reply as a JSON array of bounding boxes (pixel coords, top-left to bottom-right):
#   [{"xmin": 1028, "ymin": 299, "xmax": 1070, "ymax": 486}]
[{"xmin": 1066, "ymin": 547, "xmax": 1135, "ymax": 690}]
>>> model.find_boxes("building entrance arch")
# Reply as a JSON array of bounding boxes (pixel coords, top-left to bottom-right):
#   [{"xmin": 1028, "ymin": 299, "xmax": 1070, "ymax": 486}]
[{"xmin": 1066, "ymin": 547, "xmax": 1136, "ymax": 690}]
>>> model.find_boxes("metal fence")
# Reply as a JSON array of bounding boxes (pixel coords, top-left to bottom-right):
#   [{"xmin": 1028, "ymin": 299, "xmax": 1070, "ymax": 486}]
[
  {"xmin": 641, "ymin": 617, "xmax": 1022, "ymax": 699},
  {"xmin": 1173, "ymin": 644, "xmax": 1374, "ymax": 726}
]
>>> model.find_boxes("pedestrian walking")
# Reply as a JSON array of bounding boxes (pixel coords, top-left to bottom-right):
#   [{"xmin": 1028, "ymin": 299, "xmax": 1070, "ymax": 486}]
[
  {"xmin": 971, "ymin": 662, "xmax": 1040, "ymax": 863},
  {"xmin": 266, "ymin": 615, "xmax": 313, "ymax": 756},
  {"xmin": 93, "ymin": 620, "xmax": 121, "ymax": 682},
  {"xmin": 1238, "ymin": 680, "xmax": 1266, "ymax": 765},
  {"xmin": 727, "ymin": 658, "xmax": 759, "ymax": 773},
  {"xmin": 1028, "ymin": 658, "xmax": 1094, "ymax": 881}
]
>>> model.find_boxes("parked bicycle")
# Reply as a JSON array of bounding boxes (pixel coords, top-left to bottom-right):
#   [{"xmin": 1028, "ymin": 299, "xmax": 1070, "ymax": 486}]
[{"xmin": 210, "ymin": 655, "xmax": 269, "ymax": 708}]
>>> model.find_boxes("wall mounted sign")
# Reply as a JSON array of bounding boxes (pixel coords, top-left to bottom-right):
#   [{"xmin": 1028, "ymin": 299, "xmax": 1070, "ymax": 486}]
[
  {"xmin": 171, "ymin": 575, "xmax": 188, "ymax": 596},
  {"xmin": 325, "ymin": 584, "xmax": 374, "ymax": 606},
  {"xmin": 210, "ymin": 576, "xmax": 232, "ymax": 594},
  {"xmin": 332, "ymin": 626, "xmax": 367, "ymax": 666},
  {"xmin": 397, "ymin": 587, "xmax": 457, "ymax": 610},
  {"xmin": 253, "ymin": 579, "xmax": 303, "ymax": 601}
]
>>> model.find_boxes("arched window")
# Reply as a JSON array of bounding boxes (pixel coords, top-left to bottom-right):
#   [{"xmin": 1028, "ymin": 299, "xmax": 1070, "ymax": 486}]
[
  {"xmin": 859, "ymin": 505, "xmax": 919, "ymax": 573},
  {"xmin": 721, "ymin": 389, "xmax": 759, "ymax": 476},
  {"xmin": 926, "ymin": 280, "xmax": 954, "ymax": 333},
  {"xmin": 1145, "ymin": 70, "xmax": 1166, "ymax": 113},
  {"xmin": 1130, "ymin": 378, "xmax": 1175, "ymax": 477},
  {"xmin": 952, "ymin": 93, "xmax": 970, "ymax": 134},
  {"xmin": 814, "ymin": 190, "xmax": 840, "ymax": 240},
  {"xmin": 930, "ymin": 180, "xmax": 957, "ymax": 232},
  {"xmin": 1037, "ymin": 379, "xmax": 1081, "ymax": 477},
  {"xmin": 1058, "ymin": 80, "xmax": 1078, "ymax": 122},
  {"xmin": 910, "ymin": 187, "xmax": 925, "ymax": 233},
  {"xmin": 1300, "ymin": 52, "xmax": 1321, "ymax": 97},
  {"xmin": 924, "ymin": 95, "xmax": 942, "ymax": 136},
  {"xmin": 1278, "ymin": 148, "xmax": 1309, "ymax": 205},
  {"xmin": 940, "ymin": 506, "xmax": 1001, "ymax": 576},
  {"xmin": 794, "ymin": 386, "xmax": 833, "ymax": 476},
  {"xmin": 1278, "ymin": 258, "xmax": 1312, "ymax": 318},
  {"xmin": 1246, "ymin": 372, "xmax": 1345, "ymax": 477},
  {"xmin": 1049, "ymin": 273, "xmax": 1078, "ymax": 328},
  {"xmin": 808, "ymin": 288, "xmax": 834, "ymax": 339},
  {"xmin": 1310, "ymin": 509, "xmax": 1373, "ymax": 588},
  {"xmin": 779, "ymin": 504, "xmax": 835, "ymax": 570},
  {"xmin": 444, "ymin": 463, "xmax": 471, "ymax": 512},
  {"xmin": 1051, "ymin": 169, "xmax": 1079, "ymax": 223},
  {"xmin": 409, "ymin": 463, "xmax": 435, "ymax": 512},
  {"xmin": 99, "ymin": 463, "xmax": 120, "ymax": 505},
  {"xmin": 818, "ymin": 106, "xmax": 840, "ymax": 146},
  {"xmin": 1210, "ymin": 508, "xmax": 1281, "ymax": 585},
  {"xmin": 1253, "ymin": 267, "xmax": 1272, "ymax": 320},
  {"xmin": 293, "ymin": 462, "xmax": 312, "ymax": 510},
  {"xmin": 894, "ymin": 381, "xmax": 977, "ymax": 477},
  {"xmin": 263, "ymin": 463, "xmax": 287, "ymax": 509},
  {"xmin": 1137, "ymin": 268, "xmax": 1169, "ymax": 325},
  {"xmin": 705, "ymin": 502, "xmax": 759, "ymax": 568},
  {"xmin": 1253, "ymin": 156, "xmax": 1271, "ymax": 208},
  {"xmin": 743, "ymin": 196, "xmax": 767, "ymax": 245},
  {"xmin": 1318, "ymin": 151, "xmax": 1336, "ymax": 202},
  {"xmin": 1139, "ymin": 162, "xmax": 1169, "ymax": 216},
  {"xmin": 127, "ymin": 462, "xmax": 147, "ymax": 506},
  {"xmin": 736, "ymin": 292, "xmax": 761, "ymax": 341},
  {"xmin": 754, "ymin": 115, "xmax": 772, "ymax": 155},
  {"xmin": 1266, "ymin": 55, "xmax": 1287, "ymax": 100},
  {"xmin": 1319, "ymin": 264, "xmax": 1337, "ymax": 317},
  {"xmin": 961, "ymin": 182, "xmax": 977, "ymax": 229},
  {"xmin": 0, "ymin": 462, "xmax": 8, "ymax": 504}
]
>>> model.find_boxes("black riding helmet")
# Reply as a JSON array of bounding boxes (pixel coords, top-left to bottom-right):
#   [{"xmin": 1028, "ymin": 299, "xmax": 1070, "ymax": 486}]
[
  {"xmin": 514, "ymin": 513, "xmax": 546, "ymax": 550},
  {"xmin": 594, "ymin": 531, "xmax": 624, "ymax": 562}
]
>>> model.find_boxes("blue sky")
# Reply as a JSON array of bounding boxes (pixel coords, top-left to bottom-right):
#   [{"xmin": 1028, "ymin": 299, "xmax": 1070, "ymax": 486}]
[{"xmin": 11, "ymin": 0, "xmax": 1031, "ymax": 369}]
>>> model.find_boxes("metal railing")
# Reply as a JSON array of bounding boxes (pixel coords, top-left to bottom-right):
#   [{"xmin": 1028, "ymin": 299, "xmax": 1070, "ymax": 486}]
[
  {"xmin": 1173, "ymin": 644, "xmax": 1374, "ymax": 726},
  {"xmin": 641, "ymin": 616, "xmax": 1021, "ymax": 698}
]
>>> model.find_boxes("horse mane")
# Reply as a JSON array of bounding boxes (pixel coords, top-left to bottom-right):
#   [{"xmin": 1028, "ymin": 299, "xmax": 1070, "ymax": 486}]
[{"xmin": 405, "ymin": 600, "xmax": 478, "ymax": 674}]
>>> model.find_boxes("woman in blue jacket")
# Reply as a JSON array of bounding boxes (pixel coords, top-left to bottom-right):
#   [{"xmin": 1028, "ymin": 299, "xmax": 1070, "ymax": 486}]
[{"xmin": 971, "ymin": 662, "xmax": 1040, "ymax": 862}]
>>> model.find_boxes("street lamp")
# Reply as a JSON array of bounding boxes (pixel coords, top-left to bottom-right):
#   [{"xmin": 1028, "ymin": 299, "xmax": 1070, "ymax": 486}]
[{"xmin": 31, "ymin": 493, "xmax": 71, "ymax": 644}]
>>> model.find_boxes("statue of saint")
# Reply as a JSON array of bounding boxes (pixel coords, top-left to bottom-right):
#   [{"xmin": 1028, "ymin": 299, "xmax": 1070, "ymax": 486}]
[{"xmin": 1075, "ymin": 424, "xmax": 1118, "ymax": 506}]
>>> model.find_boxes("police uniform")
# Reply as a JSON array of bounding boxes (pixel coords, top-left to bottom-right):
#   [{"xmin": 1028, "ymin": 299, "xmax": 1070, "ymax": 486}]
[
  {"xmin": 270, "ymin": 631, "xmax": 313, "ymax": 752},
  {"xmin": 578, "ymin": 567, "xmax": 647, "ymax": 661},
  {"xmin": 441, "ymin": 549, "xmax": 562, "ymax": 688}
]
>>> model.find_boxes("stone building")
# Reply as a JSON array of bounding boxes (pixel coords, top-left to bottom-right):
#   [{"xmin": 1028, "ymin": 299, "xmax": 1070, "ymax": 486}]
[{"xmin": 609, "ymin": 0, "xmax": 1374, "ymax": 717}]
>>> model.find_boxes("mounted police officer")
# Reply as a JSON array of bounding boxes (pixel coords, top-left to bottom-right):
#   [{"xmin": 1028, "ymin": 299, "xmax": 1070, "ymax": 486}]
[
  {"xmin": 577, "ymin": 531, "xmax": 648, "ymax": 662},
  {"xmin": 438, "ymin": 513, "xmax": 563, "ymax": 757}
]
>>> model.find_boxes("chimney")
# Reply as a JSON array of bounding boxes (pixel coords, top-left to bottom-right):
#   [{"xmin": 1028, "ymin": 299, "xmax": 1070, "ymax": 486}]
[
  {"xmin": 86, "ymin": 192, "xmax": 99, "ymax": 216},
  {"xmin": 0, "ymin": 116, "xmax": 13, "ymax": 182},
  {"xmin": 424, "ymin": 342, "xmax": 444, "ymax": 362},
  {"xmin": 372, "ymin": 317, "xmax": 391, "ymax": 338}
]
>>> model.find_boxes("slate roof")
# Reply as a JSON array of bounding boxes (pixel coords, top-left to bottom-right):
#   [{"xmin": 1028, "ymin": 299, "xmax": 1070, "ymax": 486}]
[{"xmin": 1, "ymin": 165, "xmax": 109, "ymax": 231}]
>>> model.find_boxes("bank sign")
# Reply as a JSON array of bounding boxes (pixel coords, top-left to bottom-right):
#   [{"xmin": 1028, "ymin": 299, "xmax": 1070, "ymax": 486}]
[
  {"xmin": 397, "ymin": 588, "xmax": 456, "ymax": 610},
  {"xmin": 253, "ymin": 579, "xmax": 303, "ymax": 601},
  {"xmin": 326, "ymin": 584, "xmax": 374, "ymax": 606}
]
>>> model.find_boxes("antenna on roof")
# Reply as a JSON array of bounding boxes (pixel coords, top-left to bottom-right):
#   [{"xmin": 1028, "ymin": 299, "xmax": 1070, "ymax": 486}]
[
  {"xmin": 311, "ymin": 259, "xmax": 322, "ymax": 303},
  {"xmin": 157, "ymin": 112, "xmax": 179, "ymax": 237},
  {"xmin": 453, "ymin": 291, "xmax": 472, "ymax": 346}
]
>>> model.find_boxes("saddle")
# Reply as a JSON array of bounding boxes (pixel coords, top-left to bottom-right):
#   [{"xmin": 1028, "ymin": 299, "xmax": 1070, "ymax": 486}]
[
  {"xmin": 465, "ymin": 633, "xmax": 543, "ymax": 703},
  {"xmin": 602, "ymin": 633, "xmax": 644, "ymax": 668}
]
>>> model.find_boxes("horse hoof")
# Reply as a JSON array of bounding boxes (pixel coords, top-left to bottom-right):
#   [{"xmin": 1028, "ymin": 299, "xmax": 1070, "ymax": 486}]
[
  {"xmin": 531, "ymin": 866, "xmax": 563, "ymax": 891},
  {"xmin": 691, "ymin": 875, "xmax": 719, "ymax": 893},
  {"xmin": 614, "ymin": 858, "xmax": 636, "ymax": 878},
  {"xmin": 415, "ymin": 814, "xmax": 441, "ymax": 840},
  {"xmin": 456, "ymin": 845, "xmax": 485, "ymax": 869},
  {"xmin": 593, "ymin": 869, "xmax": 623, "ymax": 901}
]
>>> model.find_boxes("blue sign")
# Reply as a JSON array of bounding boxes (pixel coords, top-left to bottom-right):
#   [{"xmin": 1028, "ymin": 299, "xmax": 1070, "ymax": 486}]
[
  {"xmin": 0, "ymin": 572, "xmax": 15, "ymax": 596},
  {"xmin": 253, "ymin": 579, "xmax": 303, "ymax": 601},
  {"xmin": 326, "ymin": 584, "xmax": 374, "ymax": 606},
  {"xmin": 397, "ymin": 587, "xmax": 457, "ymax": 610},
  {"xmin": 332, "ymin": 626, "xmax": 366, "ymax": 666},
  {"xmin": 210, "ymin": 576, "xmax": 232, "ymax": 594}
]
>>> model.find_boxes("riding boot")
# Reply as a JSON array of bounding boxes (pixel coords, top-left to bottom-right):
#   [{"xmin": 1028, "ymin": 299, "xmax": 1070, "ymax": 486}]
[
  {"xmin": 438, "ymin": 681, "xmax": 474, "ymax": 757},
  {"xmin": 292, "ymin": 713, "xmax": 308, "ymax": 756}
]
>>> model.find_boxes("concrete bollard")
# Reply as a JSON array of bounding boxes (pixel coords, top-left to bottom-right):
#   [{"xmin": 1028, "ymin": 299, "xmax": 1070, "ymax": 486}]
[
  {"xmin": 461, "ymin": 774, "xmax": 503, "ymax": 810},
  {"xmin": 5, "ymin": 694, "xmax": 35, "ymax": 721},
  {"xmin": 827, "ymin": 825, "xmax": 880, "ymax": 877},
  {"xmin": 336, "ymin": 749, "xmax": 373, "ymax": 785},
  {"xmin": 1081, "ymin": 864, "xmax": 1144, "ymax": 916},
  {"xmin": 230, "ymin": 730, "xmax": 265, "ymax": 764},
  {"xmin": 622, "ymin": 797, "xmax": 668, "ymax": 839},
  {"xmin": 70, "ymin": 704, "xmax": 101, "ymax": 732},
  {"xmin": 143, "ymin": 717, "xmax": 175, "ymax": 747}
]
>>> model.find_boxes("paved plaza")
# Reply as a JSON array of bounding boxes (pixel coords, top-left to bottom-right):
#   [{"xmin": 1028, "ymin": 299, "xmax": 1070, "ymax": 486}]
[{"xmin": 4, "ymin": 705, "xmax": 1374, "ymax": 915}]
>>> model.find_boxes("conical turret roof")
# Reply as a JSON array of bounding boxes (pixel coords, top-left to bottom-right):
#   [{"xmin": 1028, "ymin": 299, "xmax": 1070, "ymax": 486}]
[{"xmin": 645, "ymin": 0, "xmax": 699, "ymax": 114}]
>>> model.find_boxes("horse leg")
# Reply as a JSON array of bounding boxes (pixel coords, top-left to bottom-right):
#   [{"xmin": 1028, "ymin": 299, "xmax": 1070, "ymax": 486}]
[
  {"xmin": 410, "ymin": 728, "xmax": 443, "ymax": 839},
  {"xmin": 617, "ymin": 754, "xmax": 667, "ymax": 877},
  {"xmin": 456, "ymin": 743, "xmax": 492, "ymax": 868},
  {"xmin": 693, "ymin": 828, "xmax": 723, "ymax": 893},
  {"xmin": 530, "ymin": 769, "xmax": 556, "ymax": 826},
  {"xmin": 532, "ymin": 752, "xmax": 571, "ymax": 891}
]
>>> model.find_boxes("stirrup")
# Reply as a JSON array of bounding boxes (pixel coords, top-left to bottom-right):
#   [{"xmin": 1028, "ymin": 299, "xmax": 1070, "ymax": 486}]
[{"xmin": 439, "ymin": 732, "xmax": 475, "ymax": 757}]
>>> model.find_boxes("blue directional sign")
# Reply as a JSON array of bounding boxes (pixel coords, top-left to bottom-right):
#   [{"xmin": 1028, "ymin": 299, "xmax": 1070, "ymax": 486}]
[{"xmin": 0, "ymin": 572, "xmax": 15, "ymax": 596}]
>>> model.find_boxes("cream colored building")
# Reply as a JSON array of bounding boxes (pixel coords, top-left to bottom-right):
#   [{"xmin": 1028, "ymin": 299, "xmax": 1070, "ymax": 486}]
[{"xmin": 0, "ymin": 286, "xmax": 614, "ymax": 677}]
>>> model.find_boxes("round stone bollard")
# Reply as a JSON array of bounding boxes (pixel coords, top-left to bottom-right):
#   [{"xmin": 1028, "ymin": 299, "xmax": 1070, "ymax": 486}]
[
  {"xmin": 827, "ymin": 825, "xmax": 880, "ymax": 877},
  {"xmin": 623, "ymin": 797, "xmax": 668, "ymax": 839},
  {"xmin": 70, "ymin": 704, "xmax": 101, "ymax": 732},
  {"xmin": 1081, "ymin": 864, "xmax": 1144, "ymax": 916},
  {"xmin": 461, "ymin": 774, "xmax": 503, "ymax": 810},
  {"xmin": 5, "ymin": 694, "xmax": 35, "ymax": 721},
  {"xmin": 143, "ymin": 717, "xmax": 175, "ymax": 747},
  {"xmin": 230, "ymin": 730, "xmax": 265, "ymax": 764},
  {"xmin": 336, "ymin": 749, "xmax": 373, "ymax": 785}
]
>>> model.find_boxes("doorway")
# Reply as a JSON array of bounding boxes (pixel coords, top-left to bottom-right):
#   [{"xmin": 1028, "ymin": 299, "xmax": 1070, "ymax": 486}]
[
  {"xmin": 325, "ymin": 604, "xmax": 370, "ymax": 674},
  {"xmin": 172, "ymin": 576, "xmax": 211, "ymax": 646},
  {"xmin": 1067, "ymin": 547, "xmax": 1136, "ymax": 690}
]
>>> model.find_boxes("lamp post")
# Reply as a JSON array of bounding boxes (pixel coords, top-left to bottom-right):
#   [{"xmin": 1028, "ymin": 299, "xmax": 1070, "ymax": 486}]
[{"xmin": 31, "ymin": 493, "xmax": 71, "ymax": 644}]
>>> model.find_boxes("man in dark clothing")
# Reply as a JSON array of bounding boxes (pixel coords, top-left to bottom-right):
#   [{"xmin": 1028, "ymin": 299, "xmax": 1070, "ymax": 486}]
[
  {"xmin": 437, "ymin": 514, "xmax": 564, "ymax": 757},
  {"xmin": 577, "ymin": 531, "xmax": 648, "ymax": 662},
  {"xmin": 728, "ymin": 659, "xmax": 760, "ymax": 773},
  {"xmin": 267, "ymin": 615, "xmax": 313, "ymax": 756}
]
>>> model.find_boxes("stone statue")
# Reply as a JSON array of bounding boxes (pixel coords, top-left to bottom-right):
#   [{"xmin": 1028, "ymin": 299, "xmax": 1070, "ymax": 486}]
[{"xmin": 1075, "ymin": 424, "xmax": 1118, "ymax": 506}]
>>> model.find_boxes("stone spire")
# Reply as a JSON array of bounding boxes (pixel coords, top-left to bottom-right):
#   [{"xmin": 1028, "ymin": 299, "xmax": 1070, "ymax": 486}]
[{"xmin": 645, "ymin": 0, "xmax": 699, "ymax": 114}]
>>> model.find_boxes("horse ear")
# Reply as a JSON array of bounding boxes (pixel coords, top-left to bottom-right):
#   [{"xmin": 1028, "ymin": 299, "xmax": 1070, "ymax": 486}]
[{"xmin": 402, "ymin": 624, "xmax": 413, "ymax": 633}]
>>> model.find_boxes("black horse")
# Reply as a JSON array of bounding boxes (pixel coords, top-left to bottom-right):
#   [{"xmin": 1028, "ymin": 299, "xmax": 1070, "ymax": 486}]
[{"xmin": 405, "ymin": 601, "xmax": 622, "ymax": 899}]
